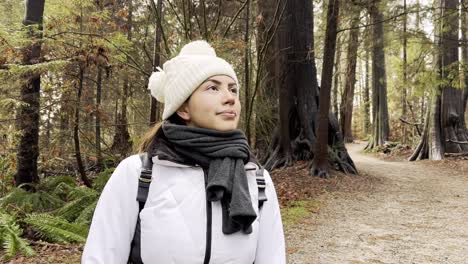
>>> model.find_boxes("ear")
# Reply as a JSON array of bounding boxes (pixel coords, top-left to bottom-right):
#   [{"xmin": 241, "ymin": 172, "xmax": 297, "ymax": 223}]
[{"xmin": 176, "ymin": 103, "xmax": 191, "ymax": 122}]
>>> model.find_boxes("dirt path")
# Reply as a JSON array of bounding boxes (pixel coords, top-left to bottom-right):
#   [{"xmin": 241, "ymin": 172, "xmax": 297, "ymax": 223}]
[{"xmin": 286, "ymin": 143, "xmax": 468, "ymax": 264}]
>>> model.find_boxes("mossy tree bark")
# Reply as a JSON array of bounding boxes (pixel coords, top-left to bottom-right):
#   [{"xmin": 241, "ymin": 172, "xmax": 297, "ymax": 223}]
[{"xmin": 15, "ymin": 0, "xmax": 46, "ymax": 188}]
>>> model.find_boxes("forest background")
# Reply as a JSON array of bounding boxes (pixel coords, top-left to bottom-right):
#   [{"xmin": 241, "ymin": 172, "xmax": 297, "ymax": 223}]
[{"xmin": 0, "ymin": 0, "xmax": 467, "ymax": 261}]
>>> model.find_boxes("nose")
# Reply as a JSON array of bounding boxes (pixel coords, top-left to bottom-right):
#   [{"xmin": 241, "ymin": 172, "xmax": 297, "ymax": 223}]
[{"xmin": 222, "ymin": 89, "xmax": 236, "ymax": 105}]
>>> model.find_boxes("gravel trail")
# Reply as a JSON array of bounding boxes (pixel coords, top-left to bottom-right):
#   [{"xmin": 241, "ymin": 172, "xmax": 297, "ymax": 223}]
[{"xmin": 286, "ymin": 143, "xmax": 468, "ymax": 264}]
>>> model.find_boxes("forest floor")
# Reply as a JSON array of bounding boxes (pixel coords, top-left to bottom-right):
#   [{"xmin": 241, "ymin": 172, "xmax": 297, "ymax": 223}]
[
  {"xmin": 286, "ymin": 142, "xmax": 468, "ymax": 264},
  {"xmin": 4, "ymin": 142, "xmax": 467, "ymax": 263}
]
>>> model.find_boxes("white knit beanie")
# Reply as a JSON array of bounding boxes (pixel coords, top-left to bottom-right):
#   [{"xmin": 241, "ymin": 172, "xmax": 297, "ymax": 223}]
[{"xmin": 148, "ymin": 40, "xmax": 239, "ymax": 120}]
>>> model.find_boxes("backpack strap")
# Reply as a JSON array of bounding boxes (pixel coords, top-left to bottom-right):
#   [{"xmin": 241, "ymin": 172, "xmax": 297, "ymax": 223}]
[
  {"xmin": 128, "ymin": 153, "xmax": 153, "ymax": 264},
  {"xmin": 136, "ymin": 152, "xmax": 153, "ymax": 212},
  {"xmin": 256, "ymin": 166, "xmax": 267, "ymax": 209}
]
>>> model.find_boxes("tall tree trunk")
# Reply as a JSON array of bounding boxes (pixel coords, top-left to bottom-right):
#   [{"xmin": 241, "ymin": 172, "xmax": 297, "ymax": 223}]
[
  {"xmin": 15, "ymin": 0, "xmax": 45, "ymax": 188},
  {"xmin": 95, "ymin": 67, "xmax": 103, "ymax": 170},
  {"xmin": 340, "ymin": 8, "xmax": 360, "ymax": 143},
  {"xmin": 74, "ymin": 68, "xmax": 92, "ymax": 187},
  {"xmin": 254, "ymin": 0, "xmax": 282, "ymax": 156},
  {"xmin": 362, "ymin": 13, "xmax": 371, "ymax": 136},
  {"xmin": 365, "ymin": 1, "xmax": 390, "ymax": 149},
  {"xmin": 312, "ymin": 0, "xmax": 341, "ymax": 178},
  {"xmin": 244, "ymin": 0, "xmax": 251, "ymax": 144},
  {"xmin": 439, "ymin": 0, "xmax": 468, "ymax": 153},
  {"xmin": 332, "ymin": 38, "xmax": 341, "ymax": 118},
  {"xmin": 462, "ymin": 0, "xmax": 468, "ymax": 130},
  {"xmin": 363, "ymin": 40, "xmax": 371, "ymax": 135},
  {"xmin": 402, "ymin": 0, "xmax": 408, "ymax": 144},
  {"xmin": 45, "ymin": 102, "xmax": 51, "ymax": 147},
  {"xmin": 150, "ymin": 0, "xmax": 163, "ymax": 124},
  {"xmin": 111, "ymin": 0, "xmax": 133, "ymax": 157},
  {"xmin": 410, "ymin": 0, "xmax": 467, "ymax": 160},
  {"xmin": 59, "ymin": 87, "xmax": 71, "ymax": 154}
]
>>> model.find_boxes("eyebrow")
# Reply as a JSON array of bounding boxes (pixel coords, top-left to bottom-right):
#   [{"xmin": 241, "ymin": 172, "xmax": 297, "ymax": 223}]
[{"xmin": 205, "ymin": 79, "xmax": 237, "ymax": 87}]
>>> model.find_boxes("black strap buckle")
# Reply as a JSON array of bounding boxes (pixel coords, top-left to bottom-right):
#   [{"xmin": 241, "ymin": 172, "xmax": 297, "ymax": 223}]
[{"xmin": 256, "ymin": 167, "xmax": 267, "ymax": 208}]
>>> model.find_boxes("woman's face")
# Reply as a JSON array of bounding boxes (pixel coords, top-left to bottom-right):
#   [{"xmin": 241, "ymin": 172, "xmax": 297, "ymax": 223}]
[{"xmin": 177, "ymin": 75, "xmax": 241, "ymax": 131}]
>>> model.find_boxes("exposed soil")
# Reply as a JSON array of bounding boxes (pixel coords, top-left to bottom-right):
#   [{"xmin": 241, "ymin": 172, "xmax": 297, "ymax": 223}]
[
  {"xmin": 287, "ymin": 142, "xmax": 468, "ymax": 264},
  {"xmin": 3, "ymin": 242, "xmax": 82, "ymax": 264}
]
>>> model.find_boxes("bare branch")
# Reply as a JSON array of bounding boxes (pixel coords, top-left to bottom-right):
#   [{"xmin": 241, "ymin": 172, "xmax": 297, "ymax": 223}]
[
  {"xmin": 399, "ymin": 117, "xmax": 422, "ymax": 136},
  {"xmin": 148, "ymin": 0, "xmax": 171, "ymax": 55},
  {"xmin": 212, "ymin": 0, "xmax": 223, "ymax": 35},
  {"xmin": 222, "ymin": 0, "xmax": 249, "ymax": 38}
]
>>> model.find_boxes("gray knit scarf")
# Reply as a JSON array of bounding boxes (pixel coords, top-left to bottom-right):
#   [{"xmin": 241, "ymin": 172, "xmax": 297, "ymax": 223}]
[{"xmin": 162, "ymin": 122, "xmax": 257, "ymax": 234}]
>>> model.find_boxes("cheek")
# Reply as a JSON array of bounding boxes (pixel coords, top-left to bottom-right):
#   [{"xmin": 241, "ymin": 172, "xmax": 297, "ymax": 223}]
[
  {"xmin": 190, "ymin": 99, "xmax": 216, "ymax": 119},
  {"xmin": 235, "ymin": 100, "xmax": 241, "ymax": 114}
]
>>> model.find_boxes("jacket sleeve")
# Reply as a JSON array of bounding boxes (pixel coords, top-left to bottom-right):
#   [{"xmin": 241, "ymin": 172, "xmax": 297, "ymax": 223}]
[
  {"xmin": 81, "ymin": 155, "xmax": 141, "ymax": 264},
  {"xmin": 255, "ymin": 169, "xmax": 286, "ymax": 264}
]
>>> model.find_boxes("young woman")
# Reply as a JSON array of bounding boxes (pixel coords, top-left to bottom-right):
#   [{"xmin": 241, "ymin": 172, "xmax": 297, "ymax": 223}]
[{"xmin": 82, "ymin": 40, "xmax": 285, "ymax": 264}]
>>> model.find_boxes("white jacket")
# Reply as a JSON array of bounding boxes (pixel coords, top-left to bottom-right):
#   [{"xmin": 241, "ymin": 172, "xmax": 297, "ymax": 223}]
[{"xmin": 82, "ymin": 154, "xmax": 285, "ymax": 264}]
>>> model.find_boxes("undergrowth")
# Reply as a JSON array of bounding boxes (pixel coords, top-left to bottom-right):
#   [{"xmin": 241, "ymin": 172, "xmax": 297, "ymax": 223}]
[{"xmin": 0, "ymin": 164, "xmax": 114, "ymax": 261}]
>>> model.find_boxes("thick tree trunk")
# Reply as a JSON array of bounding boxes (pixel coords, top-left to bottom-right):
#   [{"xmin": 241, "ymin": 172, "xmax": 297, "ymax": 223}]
[
  {"xmin": 366, "ymin": 1, "xmax": 390, "ymax": 149},
  {"xmin": 15, "ymin": 0, "xmax": 45, "ymax": 188},
  {"xmin": 311, "ymin": 0, "xmax": 341, "ymax": 178},
  {"xmin": 461, "ymin": 0, "xmax": 468, "ymax": 135},
  {"xmin": 410, "ymin": 0, "xmax": 467, "ymax": 160},
  {"xmin": 263, "ymin": 0, "xmax": 356, "ymax": 176},
  {"xmin": 264, "ymin": 0, "xmax": 318, "ymax": 170},
  {"xmin": 340, "ymin": 9, "xmax": 360, "ymax": 143},
  {"xmin": 439, "ymin": 0, "xmax": 468, "ymax": 153}
]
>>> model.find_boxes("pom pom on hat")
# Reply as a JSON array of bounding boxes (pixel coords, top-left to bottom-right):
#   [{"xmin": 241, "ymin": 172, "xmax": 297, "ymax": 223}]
[
  {"xmin": 148, "ymin": 66, "xmax": 166, "ymax": 103},
  {"xmin": 179, "ymin": 40, "xmax": 216, "ymax": 56}
]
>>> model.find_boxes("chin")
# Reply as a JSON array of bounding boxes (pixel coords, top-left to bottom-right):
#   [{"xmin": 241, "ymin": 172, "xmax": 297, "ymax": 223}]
[
  {"xmin": 214, "ymin": 122, "xmax": 238, "ymax": 131},
  {"xmin": 213, "ymin": 125, "xmax": 237, "ymax": 131}
]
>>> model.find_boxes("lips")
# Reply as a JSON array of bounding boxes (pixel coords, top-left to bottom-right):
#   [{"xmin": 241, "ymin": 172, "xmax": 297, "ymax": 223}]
[{"xmin": 217, "ymin": 110, "xmax": 237, "ymax": 117}]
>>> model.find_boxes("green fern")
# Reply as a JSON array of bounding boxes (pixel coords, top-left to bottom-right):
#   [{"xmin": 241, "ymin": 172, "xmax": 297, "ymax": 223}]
[
  {"xmin": 0, "ymin": 188, "xmax": 65, "ymax": 213},
  {"xmin": 67, "ymin": 186, "xmax": 98, "ymax": 201},
  {"xmin": 0, "ymin": 153, "xmax": 16, "ymax": 196},
  {"xmin": 0, "ymin": 211, "xmax": 35, "ymax": 260},
  {"xmin": 74, "ymin": 200, "xmax": 98, "ymax": 225},
  {"xmin": 52, "ymin": 181, "xmax": 78, "ymax": 201},
  {"xmin": 24, "ymin": 214, "xmax": 88, "ymax": 244},
  {"xmin": 54, "ymin": 194, "xmax": 98, "ymax": 222},
  {"xmin": 40, "ymin": 176, "xmax": 77, "ymax": 192},
  {"xmin": 92, "ymin": 167, "xmax": 115, "ymax": 192}
]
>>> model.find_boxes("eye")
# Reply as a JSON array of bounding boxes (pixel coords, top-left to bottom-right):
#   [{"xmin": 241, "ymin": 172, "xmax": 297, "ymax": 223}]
[
  {"xmin": 230, "ymin": 87, "xmax": 238, "ymax": 94},
  {"xmin": 207, "ymin": 85, "xmax": 218, "ymax": 91}
]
